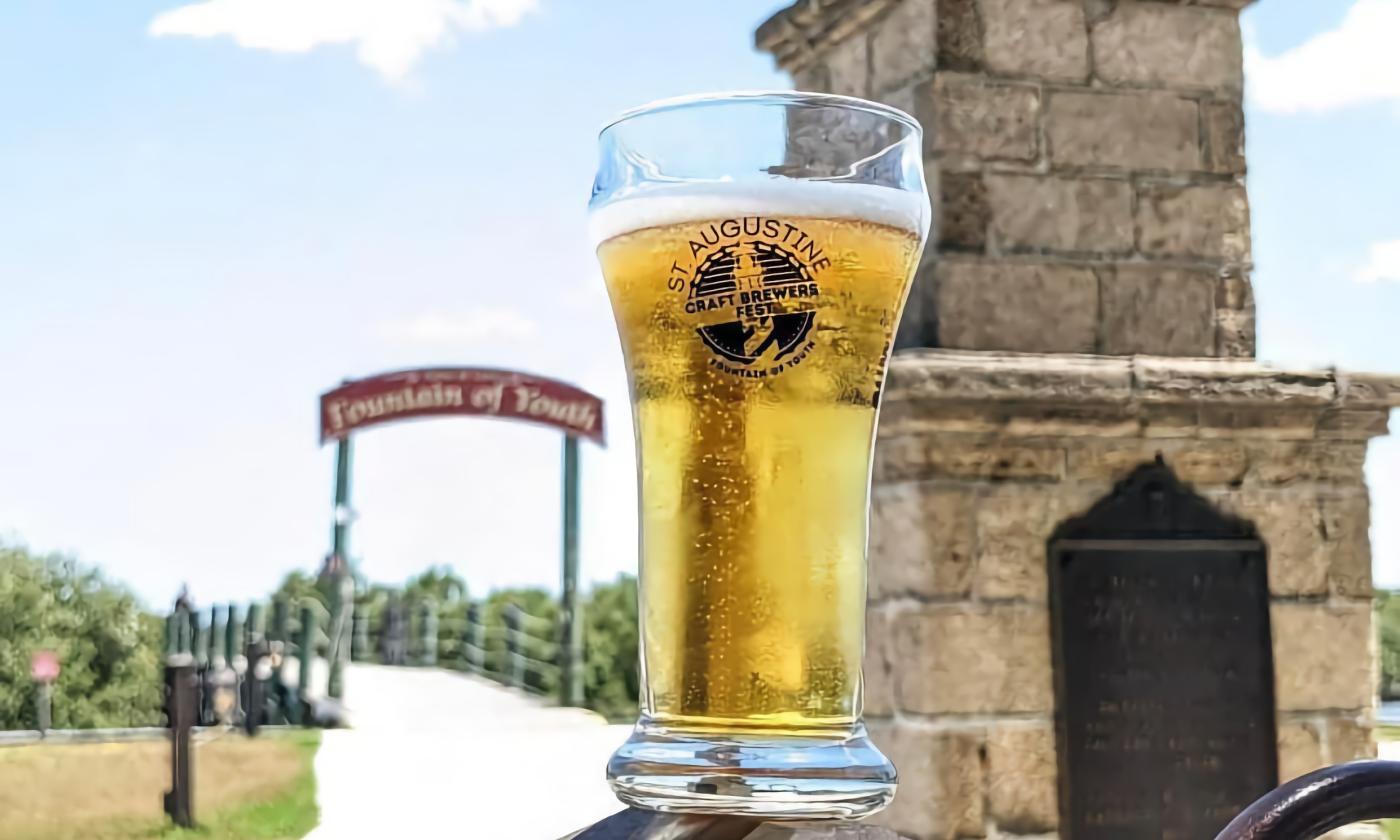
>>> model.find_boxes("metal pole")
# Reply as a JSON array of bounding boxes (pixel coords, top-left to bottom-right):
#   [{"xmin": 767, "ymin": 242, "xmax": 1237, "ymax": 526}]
[
  {"xmin": 331, "ymin": 437, "xmax": 353, "ymax": 559},
  {"xmin": 298, "ymin": 603, "xmax": 316, "ymax": 703},
  {"xmin": 211, "ymin": 606, "xmax": 226, "ymax": 669},
  {"xmin": 327, "ymin": 573, "xmax": 351, "ymax": 699},
  {"xmin": 559, "ymin": 434, "xmax": 584, "ymax": 707},
  {"xmin": 225, "ymin": 605, "xmax": 241, "ymax": 669},
  {"xmin": 419, "ymin": 601, "xmax": 438, "ymax": 667},
  {"xmin": 506, "ymin": 605, "xmax": 524, "ymax": 689},
  {"xmin": 246, "ymin": 603, "xmax": 265, "ymax": 646},
  {"xmin": 326, "ymin": 437, "xmax": 354, "ymax": 700},
  {"xmin": 467, "ymin": 603, "xmax": 482, "ymax": 673},
  {"xmin": 270, "ymin": 597, "xmax": 289, "ymax": 645},
  {"xmin": 163, "ymin": 663, "xmax": 196, "ymax": 828},
  {"xmin": 36, "ymin": 682, "xmax": 51, "ymax": 735},
  {"xmin": 352, "ymin": 604, "xmax": 369, "ymax": 663}
]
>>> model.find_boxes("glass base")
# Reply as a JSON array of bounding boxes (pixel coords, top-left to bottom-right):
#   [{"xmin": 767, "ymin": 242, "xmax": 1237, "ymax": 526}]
[{"xmin": 606, "ymin": 721, "xmax": 896, "ymax": 819}]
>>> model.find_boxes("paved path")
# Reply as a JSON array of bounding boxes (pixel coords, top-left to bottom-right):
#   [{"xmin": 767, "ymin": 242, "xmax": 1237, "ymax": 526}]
[{"xmin": 304, "ymin": 664, "xmax": 631, "ymax": 840}]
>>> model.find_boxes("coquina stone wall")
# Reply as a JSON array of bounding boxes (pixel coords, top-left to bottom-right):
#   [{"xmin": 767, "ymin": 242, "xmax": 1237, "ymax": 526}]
[
  {"xmin": 861, "ymin": 352, "xmax": 1397, "ymax": 839},
  {"xmin": 758, "ymin": 0, "xmax": 1256, "ymax": 358}
]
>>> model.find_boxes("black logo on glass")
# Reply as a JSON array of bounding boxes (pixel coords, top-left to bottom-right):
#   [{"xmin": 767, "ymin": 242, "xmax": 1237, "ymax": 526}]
[{"xmin": 686, "ymin": 241, "xmax": 820, "ymax": 370}]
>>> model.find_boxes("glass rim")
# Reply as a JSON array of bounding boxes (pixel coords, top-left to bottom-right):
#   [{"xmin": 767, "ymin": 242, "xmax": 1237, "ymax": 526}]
[{"xmin": 599, "ymin": 89, "xmax": 921, "ymax": 138}]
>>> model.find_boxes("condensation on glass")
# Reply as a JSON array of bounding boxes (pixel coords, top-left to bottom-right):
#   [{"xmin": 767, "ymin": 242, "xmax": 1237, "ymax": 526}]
[{"xmin": 590, "ymin": 91, "xmax": 930, "ymax": 818}]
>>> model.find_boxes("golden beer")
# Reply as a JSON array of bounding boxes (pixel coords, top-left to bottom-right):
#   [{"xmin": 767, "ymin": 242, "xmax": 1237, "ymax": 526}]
[
  {"xmin": 593, "ymin": 91, "xmax": 928, "ymax": 817},
  {"xmin": 596, "ymin": 199, "xmax": 921, "ymax": 734}
]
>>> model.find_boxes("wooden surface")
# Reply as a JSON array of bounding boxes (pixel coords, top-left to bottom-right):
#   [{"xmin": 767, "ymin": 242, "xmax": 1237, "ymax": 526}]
[{"xmin": 560, "ymin": 809, "xmax": 907, "ymax": 840}]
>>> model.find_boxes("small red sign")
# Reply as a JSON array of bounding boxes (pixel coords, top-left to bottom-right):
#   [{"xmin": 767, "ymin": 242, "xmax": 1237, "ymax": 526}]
[
  {"xmin": 320, "ymin": 368, "xmax": 605, "ymax": 446},
  {"xmin": 31, "ymin": 650, "xmax": 59, "ymax": 683}
]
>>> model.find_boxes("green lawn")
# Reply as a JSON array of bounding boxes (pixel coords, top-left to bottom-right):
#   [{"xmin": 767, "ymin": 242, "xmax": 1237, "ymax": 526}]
[
  {"xmin": 158, "ymin": 729, "xmax": 321, "ymax": 840},
  {"xmin": 0, "ymin": 729, "xmax": 321, "ymax": 840}
]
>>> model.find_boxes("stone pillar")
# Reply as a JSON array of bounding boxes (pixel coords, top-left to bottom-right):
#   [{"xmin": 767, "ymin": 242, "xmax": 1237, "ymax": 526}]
[{"xmin": 757, "ymin": 0, "xmax": 1257, "ymax": 357}]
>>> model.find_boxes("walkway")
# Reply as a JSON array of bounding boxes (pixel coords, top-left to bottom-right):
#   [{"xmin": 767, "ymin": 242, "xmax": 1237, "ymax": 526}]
[{"xmin": 304, "ymin": 664, "xmax": 631, "ymax": 839}]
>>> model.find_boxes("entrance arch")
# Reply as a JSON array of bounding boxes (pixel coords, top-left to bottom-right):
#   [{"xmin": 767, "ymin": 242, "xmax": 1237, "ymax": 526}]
[{"xmin": 317, "ymin": 368, "xmax": 605, "ymax": 705}]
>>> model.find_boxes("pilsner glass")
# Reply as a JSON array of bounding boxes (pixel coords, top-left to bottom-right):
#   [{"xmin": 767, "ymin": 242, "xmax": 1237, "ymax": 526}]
[{"xmin": 590, "ymin": 91, "xmax": 930, "ymax": 818}]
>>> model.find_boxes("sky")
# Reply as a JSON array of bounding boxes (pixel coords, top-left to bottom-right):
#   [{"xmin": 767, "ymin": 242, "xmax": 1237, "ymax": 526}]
[{"xmin": 0, "ymin": 0, "xmax": 1397, "ymax": 610}]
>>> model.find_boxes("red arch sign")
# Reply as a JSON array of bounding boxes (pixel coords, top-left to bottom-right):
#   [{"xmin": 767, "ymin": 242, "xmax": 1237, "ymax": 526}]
[{"xmin": 319, "ymin": 368, "xmax": 605, "ymax": 445}]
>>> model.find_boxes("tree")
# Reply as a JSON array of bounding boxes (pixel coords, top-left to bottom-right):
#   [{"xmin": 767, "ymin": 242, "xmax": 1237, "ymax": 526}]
[
  {"xmin": 0, "ymin": 543, "xmax": 163, "ymax": 729},
  {"xmin": 582, "ymin": 574, "xmax": 640, "ymax": 721}
]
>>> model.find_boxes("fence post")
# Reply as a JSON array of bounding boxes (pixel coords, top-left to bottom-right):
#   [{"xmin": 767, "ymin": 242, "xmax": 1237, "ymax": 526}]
[
  {"xmin": 352, "ymin": 604, "xmax": 370, "ymax": 663},
  {"xmin": 210, "ymin": 606, "xmax": 226, "ymax": 669},
  {"xmin": 418, "ymin": 601, "xmax": 438, "ymax": 667},
  {"xmin": 466, "ymin": 603, "xmax": 482, "ymax": 673},
  {"xmin": 192, "ymin": 614, "xmax": 208, "ymax": 669},
  {"xmin": 225, "ymin": 605, "xmax": 241, "ymax": 669},
  {"xmin": 270, "ymin": 597, "xmax": 289, "ymax": 645},
  {"xmin": 505, "ymin": 604, "xmax": 524, "ymax": 689},
  {"xmin": 298, "ymin": 602, "xmax": 316, "ymax": 706},
  {"xmin": 245, "ymin": 603, "xmax": 264, "ymax": 647},
  {"xmin": 163, "ymin": 662, "xmax": 197, "ymax": 828}
]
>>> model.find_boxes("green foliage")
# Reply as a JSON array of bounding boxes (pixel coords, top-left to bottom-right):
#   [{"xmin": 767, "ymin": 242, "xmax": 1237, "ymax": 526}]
[
  {"xmin": 0, "ymin": 543, "xmax": 163, "ymax": 730},
  {"xmin": 270, "ymin": 571, "xmax": 326, "ymax": 611},
  {"xmin": 583, "ymin": 574, "xmax": 640, "ymax": 721},
  {"xmin": 403, "ymin": 566, "xmax": 468, "ymax": 605},
  {"xmin": 1379, "ymin": 590, "xmax": 1400, "ymax": 699}
]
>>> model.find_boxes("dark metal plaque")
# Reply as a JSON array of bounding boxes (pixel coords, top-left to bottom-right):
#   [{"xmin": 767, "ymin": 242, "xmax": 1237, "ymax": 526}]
[{"xmin": 1050, "ymin": 462, "xmax": 1278, "ymax": 840}]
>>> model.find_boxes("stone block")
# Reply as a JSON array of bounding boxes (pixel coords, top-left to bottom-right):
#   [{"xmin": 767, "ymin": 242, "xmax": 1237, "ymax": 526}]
[
  {"xmin": 864, "ymin": 607, "xmax": 897, "ymax": 718},
  {"xmin": 1205, "ymin": 99, "xmax": 1247, "ymax": 174},
  {"xmin": 1248, "ymin": 442, "xmax": 1369, "ymax": 485},
  {"xmin": 937, "ymin": 0, "xmax": 983, "ymax": 72},
  {"xmin": 1210, "ymin": 490, "xmax": 1327, "ymax": 597},
  {"xmin": 935, "ymin": 260, "xmax": 1098, "ymax": 353},
  {"xmin": 985, "ymin": 173, "xmax": 1133, "ymax": 253},
  {"xmin": 869, "ymin": 483, "xmax": 976, "ymax": 599},
  {"xmin": 1327, "ymin": 715, "xmax": 1377, "ymax": 763},
  {"xmin": 1070, "ymin": 440, "xmax": 1248, "ymax": 485},
  {"xmin": 1197, "ymin": 406, "xmax": 1321, "ymax": 440},
  {"xmin": 871, "ymin": 0, "xmax": 938, "ymax": 91},
  {"xmin": 1137, "ymin": 182, "xmax": 1251, "ymax": 261},
  {"xmin": 826, "ymin": 33, "xmax": 871, "ymax": 98},
  {"xmin": 1319, "ymin": 493, "xmax": 1373, "ymax": 599},
  {"xmin": 1047, "ymin": 90, "xmax": 1199, "ymax": 171},
  {"xmin": 986, "ymin": 724, "xmax": 1059, "ymax": 833},
  {"xmin": 975, "ymin": 485, "xmax": 1100, "ymax": 601},
  {"xmin": 1317, "ymin": 410, "xmax": 1392, "ymax": 440},
  {"xmin": 1100, "ymin": 265, "xmax": 1217, "ymax": 355},
  {"xmin": 894, "ymin": 604, "xmax": 1053, "ymax": 714},
  {"xmin": 868, "ymin": 724, "xmax": 984, "ymax": 840},
  {"xmin": 1091, "ymin": 3, "xmax": 1243, "ymax": 90},
  {"xmin": 792, "ymin": 62, "xmax": 831, "ymax": 93},
  {"xmin": 1270, "ymin": 602, "xmax": 1374, "ymax": 712},
  {"xmin": 922, "ymin": 74, "xmax": 1040, "ymax": 162},
  {"xmin": 978, "ymin": 0, "xmax": 1089, "ymax": 82},
  {"xmin": 876, "ymin": 436, "xmax": 1067, "ymax": 483},
  {"xmin": 1134, "ymin": 358, "xmax": 1336, "ymax": 405},
  {"xmin": 939, "ymin": 172, "xmax": 988, "ymax": 251},
  {"xmin": 1277, "ymin": 720, "xmax": 1323, "ymax": 782},
  {"xmin": 1217, "ymin": 305, "xmax": 1257, "ymax": 358}
]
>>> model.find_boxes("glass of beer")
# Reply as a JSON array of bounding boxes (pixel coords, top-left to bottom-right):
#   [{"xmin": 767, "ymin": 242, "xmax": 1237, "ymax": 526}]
[{"xmin": 590, "ymin": 91, "xmax": 929, "ymax": 818}]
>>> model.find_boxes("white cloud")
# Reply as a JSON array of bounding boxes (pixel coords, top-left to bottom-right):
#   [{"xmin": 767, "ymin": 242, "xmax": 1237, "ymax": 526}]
[
  {"xmin": 1246, "ymin": 0, "xmax": 1400, "ymax": 114},
  {"xmin": 1356, "ymin": 240, "xmax": 1400, "ymax": 284},
  {"xmin": 149, "ymin": 0, "xmax": 538, "ymax": 81},
  {"xmin": 374, "ymin": 308, "xmax": 538, "ymax": 344}
]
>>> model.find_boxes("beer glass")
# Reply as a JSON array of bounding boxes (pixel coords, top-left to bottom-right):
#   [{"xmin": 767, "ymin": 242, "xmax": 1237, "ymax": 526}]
[{"xmin": 590, "ymin": 91, "xmax": 930, "ymax": 818}]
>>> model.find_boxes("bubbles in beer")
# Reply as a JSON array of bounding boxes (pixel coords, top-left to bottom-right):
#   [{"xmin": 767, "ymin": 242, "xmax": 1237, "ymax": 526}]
[{"xmin": 597, "ymin": 182, "xmax": 922, "ymax": 736}]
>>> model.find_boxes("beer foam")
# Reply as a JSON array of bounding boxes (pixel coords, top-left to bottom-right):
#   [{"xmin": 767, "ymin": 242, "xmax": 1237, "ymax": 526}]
[{"xmin": 588, "ymin": 180, "xmax": 930, "ymax": 245}]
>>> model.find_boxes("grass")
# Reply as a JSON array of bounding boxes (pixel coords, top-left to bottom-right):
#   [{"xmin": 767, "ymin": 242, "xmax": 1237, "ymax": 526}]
[{"xmin": 0, "ymin": 729, "xmax": 320, "ymax": 840}]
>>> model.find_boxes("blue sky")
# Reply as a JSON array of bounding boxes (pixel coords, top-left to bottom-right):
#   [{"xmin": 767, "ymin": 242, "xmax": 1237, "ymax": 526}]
[{"xmin": 0, "ymin": 0, "xmax": 1397, "ymax": 609}]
